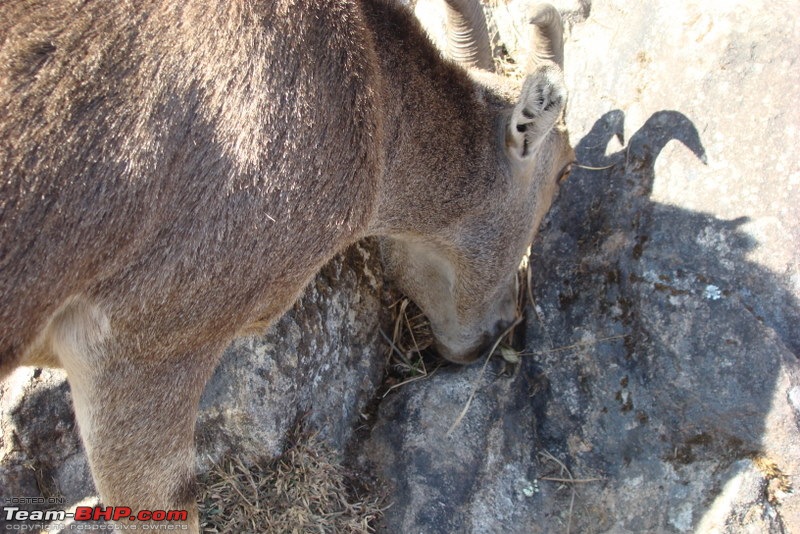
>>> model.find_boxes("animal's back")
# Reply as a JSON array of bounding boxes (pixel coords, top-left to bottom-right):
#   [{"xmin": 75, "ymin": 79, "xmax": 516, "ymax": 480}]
[{"xmin": 0, "ymin": 0, "xmax": 382, "ymax": 374}]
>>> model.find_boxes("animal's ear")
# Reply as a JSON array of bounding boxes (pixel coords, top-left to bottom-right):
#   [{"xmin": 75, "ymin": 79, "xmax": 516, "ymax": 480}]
[{"xmin": 507, "ymin": 65, "xmax": 566, "ymax": 162}]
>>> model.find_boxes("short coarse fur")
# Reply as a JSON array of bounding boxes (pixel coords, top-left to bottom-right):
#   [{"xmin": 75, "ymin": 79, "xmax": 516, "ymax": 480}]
[{"xmin": 1, "ymin": 1, "xmax": 382, "ymax": 373}]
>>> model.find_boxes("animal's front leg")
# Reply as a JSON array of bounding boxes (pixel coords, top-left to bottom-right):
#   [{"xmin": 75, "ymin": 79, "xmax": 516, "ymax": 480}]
[{"xmin": 59, "ymin": 322, "xmax": 220, "ymax": 532}]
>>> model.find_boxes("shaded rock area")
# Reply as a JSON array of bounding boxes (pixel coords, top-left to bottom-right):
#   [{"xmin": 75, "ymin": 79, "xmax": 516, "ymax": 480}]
[
  {"xmin": 361, "ymin": 0, "xmax": 800, "ymax": 532},
  {"xmin": 0, "ymin": 240, "xmax": 388, "ymax": 523}
]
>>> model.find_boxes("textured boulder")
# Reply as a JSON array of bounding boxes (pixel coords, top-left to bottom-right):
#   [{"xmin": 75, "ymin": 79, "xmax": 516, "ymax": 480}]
[
  {"xmin": 0, "ymin": 240, "xmax": 387, "ymax": 519},
  {"xmin": 362, "ymin": 0, "xmax": 800, "ymax": 532},
  {"xmin": 195, "ymin": 240, "xmax": 388, "ymax": 464}
]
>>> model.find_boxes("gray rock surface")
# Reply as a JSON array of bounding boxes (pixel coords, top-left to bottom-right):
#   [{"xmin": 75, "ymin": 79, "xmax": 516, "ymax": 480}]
[
  {"xmin": 362, "ymin": 0, "xmax": 800, "ymax": 532},
  {"xmin": 195, "ymin": 240, "xmax": 388, "ymax": 466},
  {"xmin": 0, "ymin": 240, "xmax": 388, "ymax": 520}
]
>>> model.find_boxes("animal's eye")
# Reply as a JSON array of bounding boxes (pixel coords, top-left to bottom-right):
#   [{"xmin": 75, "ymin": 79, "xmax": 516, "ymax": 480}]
[{"xmin": 558, "ymin": 162, "xmax": 573, "ymax": 183}]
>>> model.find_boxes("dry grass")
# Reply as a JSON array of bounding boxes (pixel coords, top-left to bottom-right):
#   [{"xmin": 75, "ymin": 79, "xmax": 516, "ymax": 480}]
[
  {"xmin": 199, "ymin": 433, "xmax": 385, "ymax": 533},
  {"xmin": 379, "ymin": 297, "xmax": 438, "ymax": 396},
  {"xmin": 384, "ymin": 297, "xmax": 434, "ymax": 371},
  {"xmin": 753, "ymin": 456, "xmax": 793, "ymax": 504}
]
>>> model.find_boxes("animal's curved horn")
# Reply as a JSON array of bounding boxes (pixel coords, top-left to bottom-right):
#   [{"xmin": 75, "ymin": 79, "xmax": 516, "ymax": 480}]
[
  {"xmin": 528, "ymin": 4, "xmax": 564, "ymax": 70},
  {"xmin": 443, "ymin": 0, "xmax": 495, "ymax": 71}
]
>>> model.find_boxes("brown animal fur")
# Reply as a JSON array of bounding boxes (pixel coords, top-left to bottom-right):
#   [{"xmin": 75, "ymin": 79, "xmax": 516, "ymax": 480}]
[{"xmin": 0, "ymin": 0, "xmax": 573, "ymax": 530}]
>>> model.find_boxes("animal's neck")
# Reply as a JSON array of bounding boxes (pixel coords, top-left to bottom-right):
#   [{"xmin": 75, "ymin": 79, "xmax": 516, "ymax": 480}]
[{"xmin": 359, "ymin": 0, "xmax": 495, "ymax": 237}]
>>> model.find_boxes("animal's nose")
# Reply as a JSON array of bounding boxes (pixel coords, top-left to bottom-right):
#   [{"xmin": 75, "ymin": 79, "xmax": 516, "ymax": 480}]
[
  {"xmin": 435, "ymin": 339, "xmax": 485, "ymax": 364},
  {"xmin": 435, "ymin": 315, "xmax": 517, "ymax": 365},
  {"xmin": 434, "ymin": 283, "xmax": 520, "ymax": 364}
]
